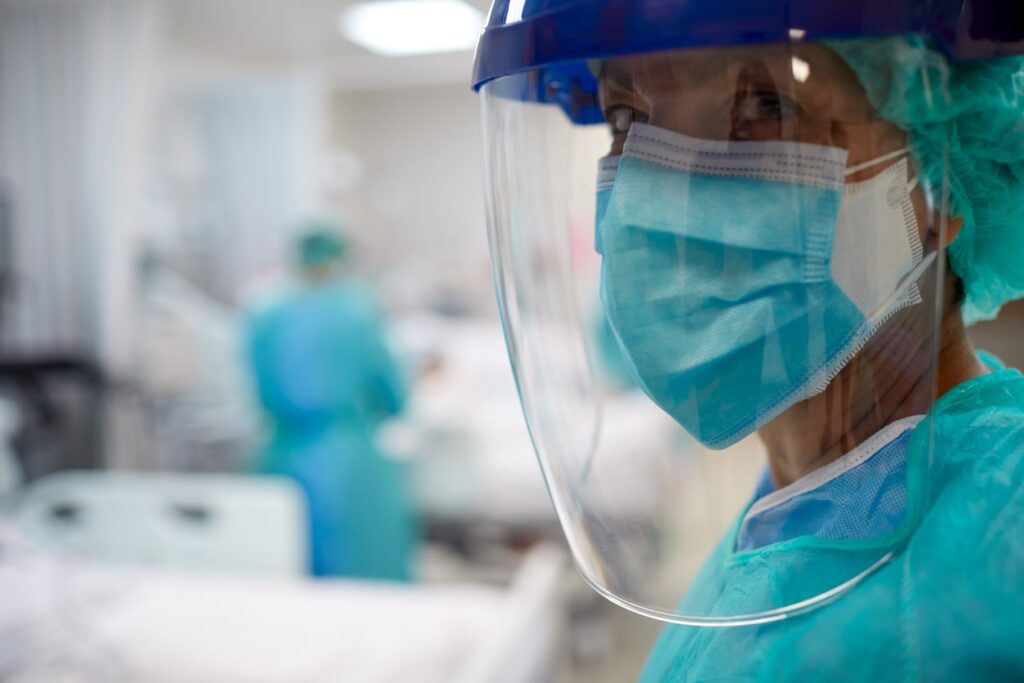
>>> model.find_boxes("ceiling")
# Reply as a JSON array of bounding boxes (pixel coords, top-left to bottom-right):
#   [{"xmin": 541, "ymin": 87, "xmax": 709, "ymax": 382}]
[{"xmin": 164, "ymin": 0, "xmax": 490, "ymax": 91}]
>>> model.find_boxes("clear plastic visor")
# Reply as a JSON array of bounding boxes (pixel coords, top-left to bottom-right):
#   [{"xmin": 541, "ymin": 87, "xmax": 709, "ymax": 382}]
[{"xmin": 480, "ymin": 38, "xmax": 953, "ymax": 625}]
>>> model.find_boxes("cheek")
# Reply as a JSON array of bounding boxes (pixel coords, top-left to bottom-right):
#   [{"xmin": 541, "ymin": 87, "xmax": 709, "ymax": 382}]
[
  {"xmin": 826, "ymin": 119, "xmax": 849, "ymax": 149},
  {"xmin": 842, "ymin": 121, "xmax": 909, "ymax": 177},
  {"xmin": 648, "ymin": 96, "xmax": 725, "ymax": 139},
  {"xmin": 782, "ymin": 116, "xmax": 833, "ymax": 146}
]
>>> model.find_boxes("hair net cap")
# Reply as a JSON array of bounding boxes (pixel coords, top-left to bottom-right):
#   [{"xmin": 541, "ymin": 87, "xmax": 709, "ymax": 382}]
[
  {"xmin": 831, "ymin": 37, "xmax": 1024, "ymax": 323},
  {"xmin": 298, "ymin": 223, "xmax": 348, "ymax": 268}
]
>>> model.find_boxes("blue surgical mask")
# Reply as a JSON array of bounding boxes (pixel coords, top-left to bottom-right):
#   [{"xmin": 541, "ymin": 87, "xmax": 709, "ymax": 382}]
[
  {"xmin": 595, "ymin": 155, "xmax": 618, "ymax": 254},
  {"xmin": 597, "ymin": 122, "xmax": 933, "ymax": 449}
]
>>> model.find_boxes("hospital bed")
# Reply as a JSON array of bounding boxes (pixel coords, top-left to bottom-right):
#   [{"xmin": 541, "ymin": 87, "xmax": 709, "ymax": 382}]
[
  {"xmin": 0, "ymin": 520, "xmax": 567, "ymax": 683},
  {"xmin": 7, "ymin": 471, "xmax": 310, "ymax": 576},
  {"xmin": 387, "ymin": 315, "xmax": 690, "ymax": 531}
]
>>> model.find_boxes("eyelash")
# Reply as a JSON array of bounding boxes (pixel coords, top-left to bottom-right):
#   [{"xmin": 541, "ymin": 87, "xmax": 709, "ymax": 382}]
[
  {"xmin": 600, "ymin": 91, "xmax": 797, "ymax": 140},
  {"xmin": 734, "ymin": 90, "xmax": 796, "ymax": 122}
]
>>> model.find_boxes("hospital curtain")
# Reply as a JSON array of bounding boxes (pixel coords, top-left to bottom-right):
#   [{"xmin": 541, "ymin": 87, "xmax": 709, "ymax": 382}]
[{"xmin": 0, "ymin": 0, "xmax": 160, "ymax": 370}]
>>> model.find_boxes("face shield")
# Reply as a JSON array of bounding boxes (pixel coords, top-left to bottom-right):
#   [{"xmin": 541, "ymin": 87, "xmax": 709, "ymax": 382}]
[{"xmin": 475, "ymin": 16, "xmax": 981, "ymax": 624}]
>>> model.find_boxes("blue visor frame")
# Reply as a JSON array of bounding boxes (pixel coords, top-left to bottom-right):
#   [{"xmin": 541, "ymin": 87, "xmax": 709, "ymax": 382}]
[{"xmin": 472, "ymin": 0, "xmax": 1024, "ymax": 124}]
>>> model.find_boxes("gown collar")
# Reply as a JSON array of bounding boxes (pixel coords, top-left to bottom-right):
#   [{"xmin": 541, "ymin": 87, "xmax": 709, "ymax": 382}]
[{"xmin": 736, "ymin": 415, "xmax": 924, "ymax": 552}]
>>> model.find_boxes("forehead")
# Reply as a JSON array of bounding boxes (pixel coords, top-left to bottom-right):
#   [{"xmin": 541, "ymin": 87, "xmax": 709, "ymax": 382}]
[{"xmin": 599, "ymin": 43, "xmax": 859, "ymax": 95}]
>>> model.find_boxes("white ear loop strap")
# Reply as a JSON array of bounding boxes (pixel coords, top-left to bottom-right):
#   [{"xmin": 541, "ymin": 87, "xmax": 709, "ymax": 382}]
[
  {"xmin": 844, "ymin": 147, "xmax": 910, "ymax": 176},
  {"xmin": 845, "ymin": 146, "xmax": 920, "ymax": 192}
]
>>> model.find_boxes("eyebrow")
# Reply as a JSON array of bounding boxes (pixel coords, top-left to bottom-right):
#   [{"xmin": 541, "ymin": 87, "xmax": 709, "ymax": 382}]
[
  {"xmin": 600, "ymin": 49, "xmax": 785, "ymax": 94},
  {"xmin": 598, "ymin": 66, "xmax": 635, "ymax": 93}
]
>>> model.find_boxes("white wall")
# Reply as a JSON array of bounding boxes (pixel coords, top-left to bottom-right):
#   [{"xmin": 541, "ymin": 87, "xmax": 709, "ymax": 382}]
[
  {"xmin": 149, "ymin": 60, "xmax": 328, "ymax": 304},
  {"xmin": 328, "ymin": 83, "xmax": 495, "ymax": 315},
  {"xmin": 145, "ymin": 67, "xmax": 493, "ymax": 317}
]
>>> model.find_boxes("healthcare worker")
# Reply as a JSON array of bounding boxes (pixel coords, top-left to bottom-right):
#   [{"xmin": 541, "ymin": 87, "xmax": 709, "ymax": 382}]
[
  {"xmin": 248, "ymin": 227, "xmax": 415, "ymax": 579},
  {"xmin": 473, "ymin": 2, "xmax": 1024, "ymax": 679}
]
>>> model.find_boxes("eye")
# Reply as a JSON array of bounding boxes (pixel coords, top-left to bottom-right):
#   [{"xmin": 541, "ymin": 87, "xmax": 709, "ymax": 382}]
[
  {"xmin": 733, "ymin": 90, "xmax": 795, "ymax": 123},
  {"xmin": 729, "ymin": 89, "xmax": 797, "ymax": 141}
]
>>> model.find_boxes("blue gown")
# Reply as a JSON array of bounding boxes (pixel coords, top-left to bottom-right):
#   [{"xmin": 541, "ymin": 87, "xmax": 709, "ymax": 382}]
[
  {"xmin": 248, "ymin": 281, "xmax": 415, "ymax": 579},
  {"xmin": 641, "ymin": 359, "xmax": 1024, "ymax": 681}
]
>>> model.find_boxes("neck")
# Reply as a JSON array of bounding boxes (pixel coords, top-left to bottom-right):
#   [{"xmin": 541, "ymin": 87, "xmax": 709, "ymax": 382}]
[
  {"xmin": 758, "ymin": 307, "xmax": 987, "ymax": 488},
  {"xmin": 934, "ymin": 311, "xmax": 990, "ymax": 396}
]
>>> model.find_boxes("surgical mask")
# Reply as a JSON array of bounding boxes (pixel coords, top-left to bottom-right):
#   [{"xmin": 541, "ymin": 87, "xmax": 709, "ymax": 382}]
[{"xmin": 597, "ymin": 122, "xmax": 934, "ymax": 449}]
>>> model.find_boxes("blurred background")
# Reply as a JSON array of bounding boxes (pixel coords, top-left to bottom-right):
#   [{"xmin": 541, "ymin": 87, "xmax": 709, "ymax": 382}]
[
  {"xmin": 0, "ymin": 1, "xmax": 1020, "ymax": 682},
  {"xmin": 0, "ymin": 1, "xmax": 665, "ymax": 681}
]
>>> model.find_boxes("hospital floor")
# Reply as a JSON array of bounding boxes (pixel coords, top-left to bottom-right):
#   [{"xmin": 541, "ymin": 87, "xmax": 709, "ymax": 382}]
[{"xmin": 567, "ymin": 595, "xmax": 663, "ymax": 683}]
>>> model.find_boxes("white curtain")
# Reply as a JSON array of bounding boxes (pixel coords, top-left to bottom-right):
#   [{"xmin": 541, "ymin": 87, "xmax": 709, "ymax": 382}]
[
  {"xmin": 154, "ymin": 74, "xmax": 325, "ymax": 304},
  {"xmin": 0, "ymin": 0, "xmax": 160, "ymax": 369}
]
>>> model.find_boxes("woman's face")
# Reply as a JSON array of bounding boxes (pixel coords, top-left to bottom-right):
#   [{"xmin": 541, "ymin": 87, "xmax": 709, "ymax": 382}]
[{"xmin": 597, "ymin": 43, "xmax": 945, "ymax": 469}]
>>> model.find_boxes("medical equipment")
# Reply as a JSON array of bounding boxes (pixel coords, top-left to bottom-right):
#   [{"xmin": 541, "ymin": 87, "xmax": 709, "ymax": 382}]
[{"xmin": 600, "ymin": 135, "xmax": 930, "ymax": 448}]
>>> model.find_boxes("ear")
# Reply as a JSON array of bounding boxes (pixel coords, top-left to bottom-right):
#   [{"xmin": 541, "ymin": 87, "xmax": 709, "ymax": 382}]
[{"xmin": 933, "ymin": 215, "xmax": 963, "ymax": 248}]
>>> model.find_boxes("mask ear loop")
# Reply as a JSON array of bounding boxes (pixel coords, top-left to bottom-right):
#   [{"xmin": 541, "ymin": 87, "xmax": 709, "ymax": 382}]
[
  {"xmin": 844, "ymin": 147, "xmax": 910, "ymax": 176},
  {"xmin": 845, "ymin": 147, "xmax": 921, "ymax": 195}
]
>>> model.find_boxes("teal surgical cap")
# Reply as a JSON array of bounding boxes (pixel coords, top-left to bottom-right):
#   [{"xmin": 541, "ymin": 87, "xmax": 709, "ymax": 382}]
[
  {"xmin": 832, "ymin": 36, "xmax": 1024, "ymax": 323},
  {"xmin": 298, "ymin": 224, "xmax": 347, "ymax": 269}
]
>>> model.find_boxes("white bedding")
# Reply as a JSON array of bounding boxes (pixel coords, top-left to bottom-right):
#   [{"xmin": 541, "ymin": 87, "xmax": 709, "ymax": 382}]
[
  {"xmin": 0, "ymin": 526, "xmax": 522, "ymax": 683},
  {"xmin": 388, "ymin": 316, "xmax": 689, "ymax": 527}
]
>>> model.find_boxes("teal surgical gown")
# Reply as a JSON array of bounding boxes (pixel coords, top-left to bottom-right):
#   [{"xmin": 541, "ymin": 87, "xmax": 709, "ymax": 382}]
[
  {"xmin": 641, "ymin": 360, "xmax": 1024, "ymax": 681},
  {"xmin": 248, "ymin": 281, "xmax": 415, "ymax": 580}
]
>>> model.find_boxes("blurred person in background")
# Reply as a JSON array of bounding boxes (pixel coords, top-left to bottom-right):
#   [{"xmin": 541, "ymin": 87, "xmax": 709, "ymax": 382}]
[{"xmin": 247, "ymin": 224, "xmax": 416, "ymax": 579}]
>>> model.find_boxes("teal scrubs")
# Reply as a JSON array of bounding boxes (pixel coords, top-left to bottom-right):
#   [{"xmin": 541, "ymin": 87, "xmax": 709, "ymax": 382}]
[
  {"xmin": 641, "ymin": 361, "xmax": 1024, "ymax": 681},
  {"xmin": 248, "ymin": 281, "xmax": 415, "ymax": 580}
]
